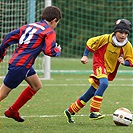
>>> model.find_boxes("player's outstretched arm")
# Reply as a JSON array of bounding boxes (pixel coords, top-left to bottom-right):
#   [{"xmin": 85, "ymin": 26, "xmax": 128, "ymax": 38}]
[{"xmin": 81, "ymin": 47, "xmax": 89, "ymax": 64}]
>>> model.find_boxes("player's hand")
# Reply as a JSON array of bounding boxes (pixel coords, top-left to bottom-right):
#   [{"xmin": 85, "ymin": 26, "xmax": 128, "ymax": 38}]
[
  {"xmin": 56, "ymin": 43, "xmax": 61, "ymax": 51},
  {"xmin": 81, "ymin": 56, "xmax": 88, "ymax": 64},
  {"xmin": 118, "ymin": 56, "xmax": 124, "ymax": 64}
]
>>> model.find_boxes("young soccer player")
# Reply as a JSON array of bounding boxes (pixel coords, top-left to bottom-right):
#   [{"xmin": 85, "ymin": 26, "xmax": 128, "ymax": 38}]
[
  {"xmin": 64, "ymin": 19, "xmax": 133, "ymax": 123},
  {"xmin": 0, "ymin": 6, "xmax": 62, "ymax": 122}
]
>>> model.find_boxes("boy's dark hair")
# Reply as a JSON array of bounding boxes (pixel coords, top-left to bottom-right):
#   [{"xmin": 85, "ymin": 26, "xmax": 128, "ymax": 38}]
[{"xmin": 42, "ymin": 6, "xmax": 62, "ymax": 22}]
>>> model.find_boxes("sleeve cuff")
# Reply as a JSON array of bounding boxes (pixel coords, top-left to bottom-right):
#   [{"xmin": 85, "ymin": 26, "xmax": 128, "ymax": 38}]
[{"xmin": 83, "ymin": 47, "xmax": 89, "ymax": 56}]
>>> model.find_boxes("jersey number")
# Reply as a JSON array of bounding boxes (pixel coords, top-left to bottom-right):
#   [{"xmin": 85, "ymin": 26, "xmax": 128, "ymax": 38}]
[{"xmin": 19, "ymin": 27, "xmax": 37, "ymax": 44}]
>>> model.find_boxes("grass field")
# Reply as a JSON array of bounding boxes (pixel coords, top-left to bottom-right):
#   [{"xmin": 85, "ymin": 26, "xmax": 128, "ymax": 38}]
[{"xmin": 0, "ymin": 58, "xmax": 133, "ymax": 133}]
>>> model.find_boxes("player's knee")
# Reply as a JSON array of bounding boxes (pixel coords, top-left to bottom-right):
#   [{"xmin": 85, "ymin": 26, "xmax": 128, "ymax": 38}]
[
  {"xmin": 31, "ymin": 83, "xmax": 42, "ymax": 92},
  {"xmin": 36, "ymin": 83, "xmax": 42, "ymax": 91},
  {"xmin": 100, "ymin": 78, "xmax": 108, "ymax": 89},
  {"xmin": 102, "ymin": 82, "xmax": 108, "ymax": 89}
]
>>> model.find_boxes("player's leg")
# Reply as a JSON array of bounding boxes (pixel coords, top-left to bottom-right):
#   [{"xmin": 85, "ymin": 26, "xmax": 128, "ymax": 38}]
[
  {"xmin": 0, "ymin": 84, "xmax": 26, "ymax": 122},
  {"xmin": 4, "ymin": 66, "xmax": 42, "ymax": 122},
  {"xmin": 10, "ymin": 73, "xmax": 42, "ymax": 110},
  {"xmin": 0, "ymin": 84, "xmax": 12, "ymax": 101},
  {"xmin": 89, "ymin": 78, "xmax": 108, "ymax": 120},
  {"xmin": 4, "ymin": 74, "xmax": 42, "ymax": 122},
  {"xmin": 64, "ymin": 85, "xmax": 96, "ymax": 123},
  {"xmin": 12, "ymin": 73, "xmax": 42, "ymax": 109}
]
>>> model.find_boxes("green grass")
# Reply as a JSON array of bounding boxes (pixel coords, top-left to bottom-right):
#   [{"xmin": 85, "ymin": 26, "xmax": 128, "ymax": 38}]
[{"xmin": 0, "ymin": 58, "xmax": 133, "ymax": 133}]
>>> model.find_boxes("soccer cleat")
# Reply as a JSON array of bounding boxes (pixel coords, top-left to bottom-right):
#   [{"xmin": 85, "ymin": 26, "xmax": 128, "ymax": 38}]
[
  {"xmin": 4, "ymin": 107, "xmax": 24, "ymax": 122},
  {"xmin": 64, "ymin": 109, "xmax": 75, "ymax": 123},
  {"xmin": 89, "ymin": 112, "xmax": 105, "ymax": 120}
]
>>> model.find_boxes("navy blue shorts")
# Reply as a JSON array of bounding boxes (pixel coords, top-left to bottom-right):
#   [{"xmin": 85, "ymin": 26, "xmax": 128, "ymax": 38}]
[{"xmin": 4, "ymin": 64, "xmax": 36, "ymax": 89}]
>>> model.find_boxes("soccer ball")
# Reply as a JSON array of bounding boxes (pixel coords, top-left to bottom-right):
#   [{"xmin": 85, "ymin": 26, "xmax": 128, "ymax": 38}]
[{"xmin": 113, "ymin": 107, "xmax": 132, "ymax": 126}]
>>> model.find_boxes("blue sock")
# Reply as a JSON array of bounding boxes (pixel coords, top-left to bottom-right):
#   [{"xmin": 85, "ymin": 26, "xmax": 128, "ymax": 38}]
[
  {"xmin": 94, "ymin": 78, "xmax": 108, "ymax": 96},
  {"xmin": 80, "ymin": 85, "xmax": 96, "ymax": 102}
]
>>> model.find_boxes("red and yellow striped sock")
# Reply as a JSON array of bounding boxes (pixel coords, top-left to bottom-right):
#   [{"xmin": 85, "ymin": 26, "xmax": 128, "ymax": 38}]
[
  {"xmin": 68, "ymin": 99, "xmax": 86, "ymax": 114},
  {"xmin": 90, "ymin": 95, "xmax": 103, "ymax": 112}
]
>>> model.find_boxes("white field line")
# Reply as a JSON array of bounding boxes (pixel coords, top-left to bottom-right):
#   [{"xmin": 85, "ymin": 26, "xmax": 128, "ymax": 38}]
[
  {"xmin": 18, "ymin": 84, "xmax": 133, "ymax": 87},
  {"xmin": 13, "ymin": 77, "xmax": 133, "ymax": 87},
  {"xmin": 65, "ymin": 78, "xmax": 133, "ymax": 81},
  {"xmin": 0, "ymin": 114, "xmax": 113, "ymax": 119},
  {"xmin": 35, "ymin": 70, "xmax": 133, "ymax": 73},
  {"xmin": 0, "ymin": 114, "xmax": 133, "ymax": 119},
  {"xmin": 50, "ymin": 70, "xmax": 133, "ymax": 74},
  {"xmin": 1, "ymin": 77, "xmax": 133, "ymax": 87}
]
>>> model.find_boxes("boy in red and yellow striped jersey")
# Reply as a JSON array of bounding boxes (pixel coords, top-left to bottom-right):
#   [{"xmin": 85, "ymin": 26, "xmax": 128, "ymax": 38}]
[{"xmin": 64, "ymin": 19, "xmax": 133, "ymax": 123}]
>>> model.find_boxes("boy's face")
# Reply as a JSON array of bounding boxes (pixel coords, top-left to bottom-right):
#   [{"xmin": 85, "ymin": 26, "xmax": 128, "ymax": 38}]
[{"xmin": 115, "ymin": 31, "xmax": 128, "ymax": 42}]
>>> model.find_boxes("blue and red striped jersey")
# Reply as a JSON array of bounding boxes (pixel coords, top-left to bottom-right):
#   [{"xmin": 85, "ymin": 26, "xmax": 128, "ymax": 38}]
[{"xmin": 0, "ymin": 20, "xmax": 61, "ymax": 68}]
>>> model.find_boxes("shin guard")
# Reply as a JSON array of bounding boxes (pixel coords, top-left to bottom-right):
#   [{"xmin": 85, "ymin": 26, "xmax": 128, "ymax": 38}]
[
  {"xmin": 90, "ymin": 95, "xmax": 103, "ymax": 112},
  {"xmin": 68, "ymin": 99, "xmax": 86, "ymax": 114}
]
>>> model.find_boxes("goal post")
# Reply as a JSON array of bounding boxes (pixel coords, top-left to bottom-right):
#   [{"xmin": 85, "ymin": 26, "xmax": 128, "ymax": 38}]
[
  {"xmin": 28, "ymin": 0, "xmax": 51, "ymax": 80},
  {"xmin": 43, "ymin": 0, "xmax": 52, "ymax": 80}
]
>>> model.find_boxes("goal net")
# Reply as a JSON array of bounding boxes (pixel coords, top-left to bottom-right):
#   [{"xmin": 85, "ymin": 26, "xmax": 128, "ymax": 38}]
[{"xmin": 0, "ymin": 0, "xmax": 132, "ymax": 78}]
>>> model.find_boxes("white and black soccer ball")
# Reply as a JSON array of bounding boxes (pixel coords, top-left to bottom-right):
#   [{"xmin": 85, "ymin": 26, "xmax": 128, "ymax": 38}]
[{"xmin": 113, "ymin": 107, "xmax": 132, "ymax": 126}]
